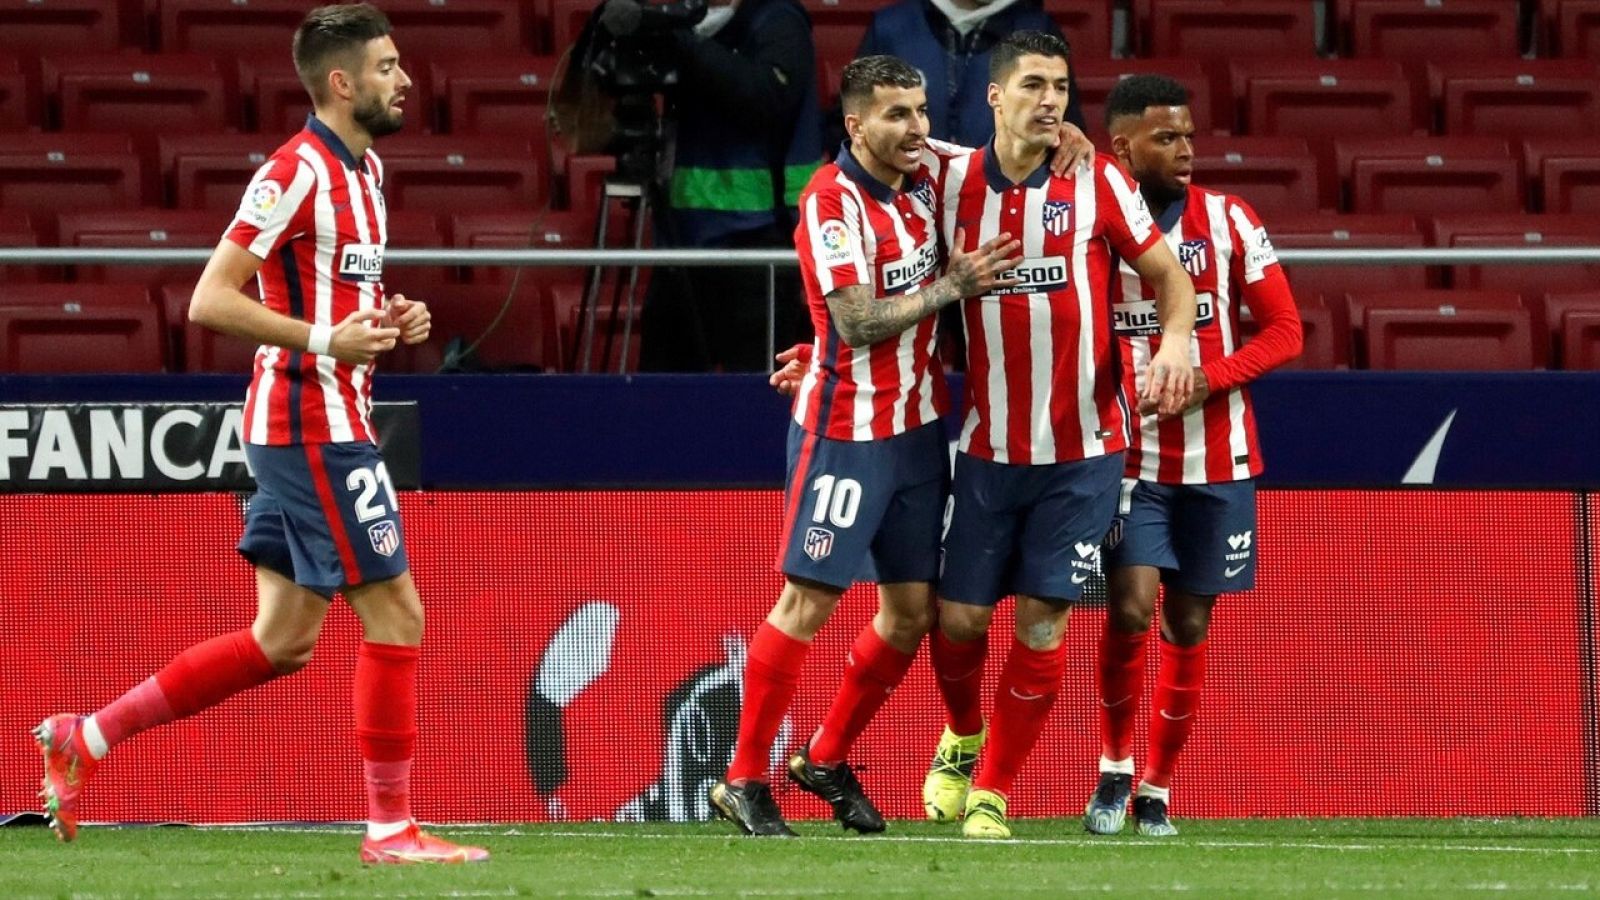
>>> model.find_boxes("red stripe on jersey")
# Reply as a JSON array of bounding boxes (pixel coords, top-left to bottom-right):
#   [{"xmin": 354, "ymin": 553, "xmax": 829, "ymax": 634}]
[
  {"xmin": 305, "ymin": 443, "xmax": 360, "ymax": 584},
  {"xmin": 226, "ymin": 122, "xmax": 384, "ymax": 447},
  {"xmin": 1116, "ymin": 184, "xmax": 1277, "ymax": 484},
  {"xmin": 946, "ymin": 152, "xmax": 1154, "ymax": 465},
  {"xmin": 791, "ymin": 151, "xmax": 951, "ymax": 442}
]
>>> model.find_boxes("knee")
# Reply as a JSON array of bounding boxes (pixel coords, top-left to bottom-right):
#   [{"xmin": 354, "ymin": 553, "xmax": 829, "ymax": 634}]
[
  {"xmin": 1015, "ymin": 615, "xmax": 1067, "ymax": 651},
  {"xmin": 771, "ymin": 580, "xmax": 841, "ymax": 639},
  {"xmin": 1161, "ymin": 597, "xmax": 1214, "ymax": 647},
  {"xmin": 1108, "ymin": 589, "xmax": 1158, "ymax": 635},
  {"xmin": 936, "ymin": 601, "xmax": 990, "ymax": 644},
  {"xmin": 360, "ymin": 586, "xmax": 426, "ymax": 646},
  {"xmin": 257, "ymin": 632, "xmax": 316, "ymax": 675},
  {"xmin": 878, "ymin": 601, "xmax": 934, "ymax": 646}
]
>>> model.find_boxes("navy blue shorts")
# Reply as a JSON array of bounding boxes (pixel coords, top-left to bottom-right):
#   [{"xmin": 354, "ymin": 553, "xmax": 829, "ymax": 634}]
[
  {"xmin": 777, "ymin": 421, "xmax": 948, "ymax": 592},
  {"xmin": 237, "ymin": 442, "xmax": 410, "ymax": 597},
  {"xmin": 939, "ymin": 451, "xmax": 1123, "ymax": 607},
  {"xmin": 1104, "ymin": 478, "xmax": 1257, "ymax": 596}
]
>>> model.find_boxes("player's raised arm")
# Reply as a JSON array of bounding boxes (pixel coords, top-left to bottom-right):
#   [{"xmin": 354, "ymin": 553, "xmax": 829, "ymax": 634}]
[{"xmin": 825, "ymin": 228, "xmax": 1021, "ymax": 347}]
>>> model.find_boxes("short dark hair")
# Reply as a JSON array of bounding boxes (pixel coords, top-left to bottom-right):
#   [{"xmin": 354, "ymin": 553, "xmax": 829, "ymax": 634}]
[
  {"xmin": 989, "ymin": 31, "xmax": 1071, "ymax": 84},
  {"xmin": 1103, "ymin": 74, "xmax": 1190, "ymax": 130},
  {"xmin": 293, "ymin": 3, "xmax": 393, "ymax": 103},
  {"xmin": 840, "ymin": 55, "xmax": 924, "ymax": 113}
]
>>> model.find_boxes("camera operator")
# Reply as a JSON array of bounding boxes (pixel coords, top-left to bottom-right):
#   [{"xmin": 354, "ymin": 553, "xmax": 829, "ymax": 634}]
[{"xmin": 620, "ymin": 0, "xmax": 822, "ymax": 373}]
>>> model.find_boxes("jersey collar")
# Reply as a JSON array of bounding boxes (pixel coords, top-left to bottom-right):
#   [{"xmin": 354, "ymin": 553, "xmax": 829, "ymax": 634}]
[
  {"xmin": 835, "ymin": 141, "xmax": 902, "ymax": 205},
  {"xmin": 1152, "ymin": 186, "xmax": 1189, "ymax": 234},
  {"xmin": 306, "ymin": 115, "xmax": 367, "ymax": 173},
  {"xmin": 982, "ymin": 139, "xmax": 1051, "ymax": 194}
]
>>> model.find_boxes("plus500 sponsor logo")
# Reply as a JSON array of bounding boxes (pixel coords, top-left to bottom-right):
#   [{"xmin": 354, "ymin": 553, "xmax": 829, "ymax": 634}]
[
  {"xmin": 338, "ymin": 243, "xmax": 385, "ymax": 283},
  {"xmin": 988, "ymin": 256, "xmax": 1069, "ymax": 296},
  {"xmin": 882, "ymin": 240, "xmax": 939, "ymax": 295},
  {"xmin": 1113, "ymin": 292, "xmax": 1214, "ymax": 335}
]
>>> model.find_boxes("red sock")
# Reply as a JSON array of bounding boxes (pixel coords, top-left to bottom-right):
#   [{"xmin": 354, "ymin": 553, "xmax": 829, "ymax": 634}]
[
  {"xmin": 96, "ymin": 629, "xmax": 276, "ymax": 749},
  {"xmin": 725, "ymin": 622, "xmax": 809, "ymax": 783},
  {"xmin": 973, "ymin": 638, "xmax": 1069, "ymax": 797},
  {"xmin": 808, "ymin": 624, "xmax": 915, "ymax": 765},
  {"xmin": 355, "ymin": 641, "xmax": 419, "ymax": 823},
  {"xmin": 1143, "ymin": 640, "xmax": 1207, "ymax": 789},
  {"xmin": 929, "ymin": 626, "xmax": 987, "ymax": 737},
  {"xmin": 1097, "ymin": 626, "xmax": 1148, "ymax": 761}
]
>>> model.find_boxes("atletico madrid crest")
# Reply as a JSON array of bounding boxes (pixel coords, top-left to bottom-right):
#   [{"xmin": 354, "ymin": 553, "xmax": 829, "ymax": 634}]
[
  {"xmin": 1042, "ymin": 200, "xmax": 1073, "ymax": 237},
  {"xmin": 804, "ymin": 527, "xmax": 834, "ymax": 562},
  {"xmin": 1178, "ymin": 239, "xmax": 1210, "ymax": 277},
  {"xmin": 368, "ymin": 520, "xmax": 400, "ymax": 557}
]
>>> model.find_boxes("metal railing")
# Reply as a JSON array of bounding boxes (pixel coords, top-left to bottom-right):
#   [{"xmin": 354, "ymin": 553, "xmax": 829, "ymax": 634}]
[{"xmin": 3, "ymin": 246, "xmax": 1597, "ymax": 372}]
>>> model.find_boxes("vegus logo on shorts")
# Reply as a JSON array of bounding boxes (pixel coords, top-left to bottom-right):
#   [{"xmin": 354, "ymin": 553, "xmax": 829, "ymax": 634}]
[{"xmin": 338, "ymin": 243, "xmax": 384, "ymax": 283}]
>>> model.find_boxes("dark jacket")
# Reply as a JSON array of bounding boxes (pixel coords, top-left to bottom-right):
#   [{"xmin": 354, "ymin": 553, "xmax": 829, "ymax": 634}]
[
  {"xmin": 666, "ymin": 0, "xmax": 824, "ymax": 247},
  {"xmin": 858, "ymin": 0, "xmax": 1086, "ymax": 148}
]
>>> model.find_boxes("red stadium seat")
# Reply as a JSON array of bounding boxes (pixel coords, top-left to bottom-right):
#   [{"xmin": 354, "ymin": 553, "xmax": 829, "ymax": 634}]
[
  {"xmin": 377, "ymin": 135, "xmax": 545, "ymax": 216},
  {"xmin": 158, "ymin": 279, "xmax": 253, "ymax": 373},
  {"xmin": 1560, "ymin": 309, "xmax": 1600, "ymax": 368},
  {"xmin": 1340, "ymin": 137, "xmax": 1522, "ymax": 214},
  {"xmin": 381, "ymin": 0, "xmax": 524, "ymax": 56},
  {"xmin": 1267, "ymin": 212, "xmax": 1431, "ymax": 299},
  {"xmin": 1530, "ymin": 291, "xmax": 1600, "ymax": 366},
  {"xmin": 158, "ymin": 0, "xmax": 303, "ymax": 54},
  {"xmin": 1235, "ymin": 59, "xmax": 1421, "ymax": 184},
  {"xmin": 1428, "ymin": 214, "xmax": 1600, "ymax": 301},
  {"xmin": 813, "ymin": 22, "xmax": 868, "ymax": 102},
  {"xmin": 408, "ymin": 281, "xmax": 549, "ymax": 371},
  {"xmin": 1348, "ymin": 0, "xmax": 1522, "ymax": 61},
  {"xmin": 378, "ymin": 209, "xmax": 453, "ymax": 288},
  {"xmin": 57, "ymin": 207, "xmax": 224, "ymax": 289},
  {"xmin": 549, "ymin": 0, "xmax": 596, "ymax": 53},
  {"xmin": 0, "ymin": 134, "xmax": 147, "ymax": 221},
  {"xmin": 1540, "ymin": 151, "xmax": 1600, "ymax": 213},
  {"xmin": 0, "ymin": 0, "xmax": 121, "ymax": 54},
  {"xmin": 1073, "ymin": 58, "xmax": 1214, "ymax": 139},
  {"xmin": 0, "ymin": 210, "xmax": 44, "ymax": 284},
  {"xmin": 1364, "ymin": 307, "xmax": 1535, "ymax": 370},
  {"xmin": 1552, "ymin": 0, "xmax": 1600, "ymax": 58},
  {"xmin": 1345, "ymin": 288, "xmax": 1523, "ymax": 365},
  {"xmin": 0, "ymin": 53, "xmax": 38, "ymax": 131},
  {"xmin": 45, "ymin": 54, "xmax": 237, "ymax": 134},
  {"xmin": 564, "ymin": 154, "xmax": 617, "ymax": 217},
  {"xmin": 1192, "ymin": 137, "xmax": 1325, "ymax": 213},
  {"xmin": 161, "ymin": 133, "xmax": 277, "ymax": 211},
  {"xmin": 451, "ymin": 209, "xmax": 596, "ymax": 285},
  {"xmin": 1145, "ymin": 0, "xmax": 1318, "ymax": 57},
  {"xmin": 0, "ymin": 283, "xmax": 164, "ymax": 373},
  {"xmin": 1436, "ymin": 60, "xmax": 1600, "ymax": 138},
  {"xmin": 548, "ymin": 279, "xmax": 640, "ymax": 373},
  {"xmin": 1042, "ymin": 0, "xmax": 1114, "ymax": 59},
  {"xmin": 432, "ymin": 54, "xmax": 558, "ymax": 140}
]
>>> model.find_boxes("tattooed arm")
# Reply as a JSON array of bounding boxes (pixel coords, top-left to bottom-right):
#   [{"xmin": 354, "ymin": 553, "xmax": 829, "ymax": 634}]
[{"xmin": 825, "ymin": 229, "xmax": 1022, "ymax": 348}]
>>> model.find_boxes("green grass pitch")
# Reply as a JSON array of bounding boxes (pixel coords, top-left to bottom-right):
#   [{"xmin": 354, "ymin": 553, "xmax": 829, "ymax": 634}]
[{"xmin": 3, "ymin": 818, "xmax": 1598, "ymax": 897}]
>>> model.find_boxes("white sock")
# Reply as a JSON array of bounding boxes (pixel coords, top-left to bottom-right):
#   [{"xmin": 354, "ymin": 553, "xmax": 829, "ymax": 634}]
[
  {"xmin": 366, "ymin": 819, "xmax": 411, "ymax": 840},
  {"xmin": 1099, "ymin": 755, "xmax": 1134, "ymax": 775},
  {"xmin": 81, "ymin": 716, "xmax": 110, "ymax": 760},
  {"xmin": 1136, "ymin": 781, "xmax": 1171, "ymax": 803}
]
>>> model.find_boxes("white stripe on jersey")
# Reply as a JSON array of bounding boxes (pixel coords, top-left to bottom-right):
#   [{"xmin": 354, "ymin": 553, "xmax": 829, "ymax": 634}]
[
  {"xmin": 1218, "ymin": 197, "xmax": 1252, "ymax": 481},
  {"xmin": 975, "ymin": 178, "xmax": 1008, "ymax": 461},
  {"xmin": 883, "ymin": 201, "xmax": 921, "ymax": 436},
  {"xmin": 1021, "ymin": 183, "xmax": 1056, "ymax": 464},
  {"xmin": 250, "ymin": 345, "xmax": 280, "ymax": 443},
  {"xmin": 246, "ymin": 160, "xmax": 316, "ymax": 259},
  {"xmin": 837, "ymin": 177, "xmax": 879, "ymax": 442},
  {"xmin": 297, "ymin": 144, "xmax": 356, "ymax": 444},
  {"xmin": 1071, "ymin": 166, "xmax": 1103, "ymax": 459},
  {"xmin": 349, "ymin": 163, "xmax": 382, "ymax": 440}
]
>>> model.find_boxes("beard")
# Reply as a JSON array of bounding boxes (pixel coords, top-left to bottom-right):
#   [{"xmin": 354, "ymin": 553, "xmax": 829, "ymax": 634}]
[
  {"xmin": 1138, "ymin": 176, "xmax": 1185, "ymax": 210},
  {"xmin": 354, "ymin": 93, "xmax": 405, "ymax": 139}
]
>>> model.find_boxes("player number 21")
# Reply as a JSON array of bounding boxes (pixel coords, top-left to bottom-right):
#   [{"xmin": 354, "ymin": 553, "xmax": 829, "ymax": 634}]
[
  {"xmin": 347, "ymin": 462, "xmax": 398, "ymax": 523},
  {"xmin": 809, "ymin": 474, "xmax": 862, "ymax": 528}
]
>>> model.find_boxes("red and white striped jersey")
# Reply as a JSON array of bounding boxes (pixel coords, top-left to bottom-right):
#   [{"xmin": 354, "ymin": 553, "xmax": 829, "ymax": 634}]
[
  {"xmin": 790, "ymin": 144, "xmax": 955, "ymax": 441},
  {"xmin": 1114, "ymin": 183, "xmax": 1301, "ymax": 484},
  {"xmin": 224, "ymin": 116, "xmax": 389, "ymax": 447},
  {"xmin": 940, "ymin": 151, "xmax": 1160, "ymax": 465}
]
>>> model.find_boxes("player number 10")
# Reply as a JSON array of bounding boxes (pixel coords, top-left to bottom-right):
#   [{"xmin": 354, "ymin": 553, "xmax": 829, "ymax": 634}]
[
  {"xmin": 809, "ymin": 474, "xmax": 862, "ymax": 528},
  {"xmin": 347, "ymin": 462, "xmax": 398, "ymax": 523}
]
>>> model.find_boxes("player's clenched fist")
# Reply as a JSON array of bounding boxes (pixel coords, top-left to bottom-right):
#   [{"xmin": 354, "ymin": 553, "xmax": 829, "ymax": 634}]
[
  {"xmin": 329, "ymin": 308, "xmax": 401, "ymax": 365},
  {"xmin": 388, "ymin": 293, "xmax": 431, "ymax": 345},
  {"xmin": 946, "ymin": 228, "xmax": 1023, "ymax": 297}
]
